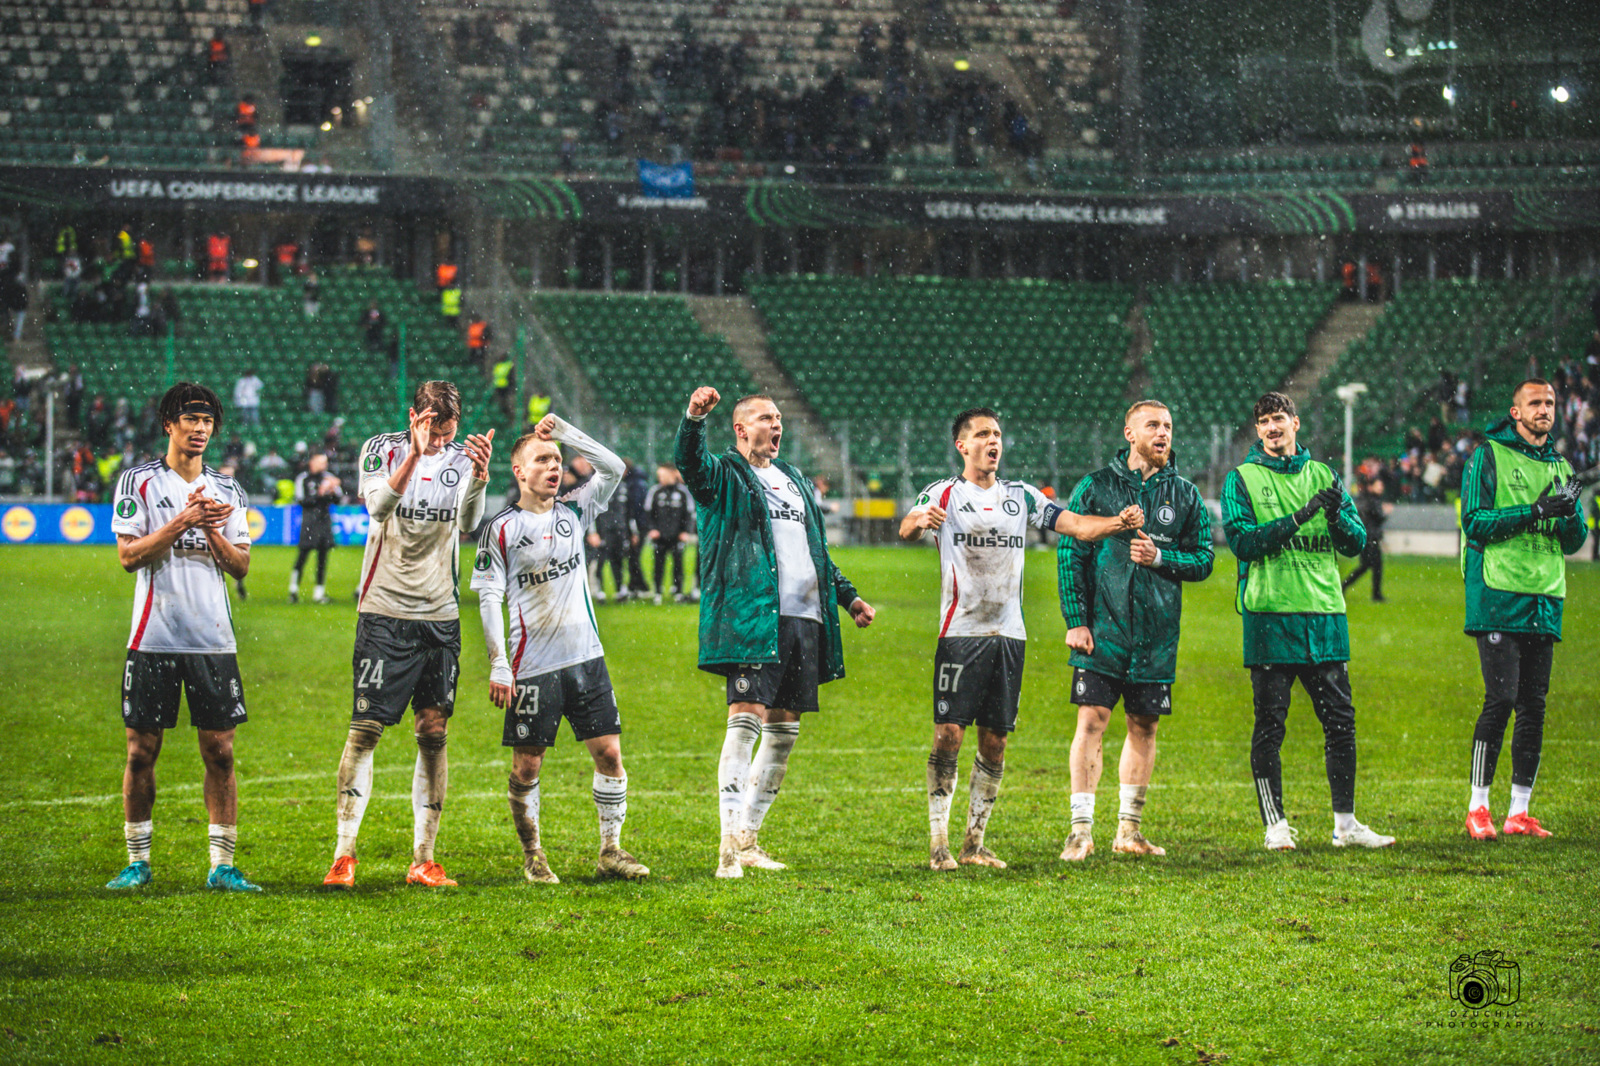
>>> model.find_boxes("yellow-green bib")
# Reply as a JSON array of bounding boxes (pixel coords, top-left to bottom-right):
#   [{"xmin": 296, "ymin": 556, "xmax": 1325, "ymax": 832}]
[
  {"xmin": 1236, "ymin": 459, "xmax": 1346, "ymax": 614},
  {"xmin": 1481, "ymin": 440, "xmax": 1570, "ymax": 599}
]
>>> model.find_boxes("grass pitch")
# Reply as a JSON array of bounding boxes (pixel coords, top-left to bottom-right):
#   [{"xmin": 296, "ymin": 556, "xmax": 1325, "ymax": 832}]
[{"xmin": 0, "ymin": 544, "xmax": 1597, "ymax": 1065}]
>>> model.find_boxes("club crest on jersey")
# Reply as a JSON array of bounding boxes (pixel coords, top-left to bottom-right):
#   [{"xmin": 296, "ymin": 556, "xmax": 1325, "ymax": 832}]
[
  {"xmin": 1002, "ymin": 498, "xmax": 1020, "ymax": 516},
  {"xmin": 115, "ymin": 498, "xmax": 138, "ymax": 519},
  {"xmin": 362, "ymin": 453, "xmax": 382, "ymax": 473},
  {"xmin": 786, "ymin": 480, "xmax": 801, "ymax": 496},
  {"xmin": 474, "ymin": 550, "xmax": 491, "ymax": 571},
  {"xmin": 555, "ymin": 518, "xmax": 574, "ymax": 538},
  {"xmin": 1158, "ymin": 504, "xmax": 1176, "ymax": 525},
  {"xmin": 440, "ymin": 468, "xmax": 460, "ymax": 488}
]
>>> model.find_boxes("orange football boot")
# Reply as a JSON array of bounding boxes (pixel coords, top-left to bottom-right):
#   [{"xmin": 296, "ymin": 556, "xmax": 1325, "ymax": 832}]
[
  {"xmin": 406, "ymin": 860, "xmax": 458, "ymax": 887},
  {"xmin": 323, "ymin": 855, "xmax": 357, "ymax": 888}
]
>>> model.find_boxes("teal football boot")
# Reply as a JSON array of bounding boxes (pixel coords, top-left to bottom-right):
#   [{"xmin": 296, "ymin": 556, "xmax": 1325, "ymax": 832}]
[
  {"xmin": 105, "ymin": 861, "xmax": 152, "ymax": 889},
  {"xmin": 206, "ymin": 865, "xmax": 263, "ymax": 892}
]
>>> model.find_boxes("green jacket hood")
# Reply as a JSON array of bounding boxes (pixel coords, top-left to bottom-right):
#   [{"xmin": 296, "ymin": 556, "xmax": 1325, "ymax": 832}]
[
  {"xmin": 1244, "ymin": 439, "xmax": 1310, "ymax": 475},
  {"xmin": 1483, "ymin": 418, "xmax": 1559, "ymax": 461}
]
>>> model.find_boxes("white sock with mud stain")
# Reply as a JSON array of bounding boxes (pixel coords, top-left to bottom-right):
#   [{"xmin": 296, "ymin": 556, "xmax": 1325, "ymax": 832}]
[
  {"xmin": 964, "ymin": 756, "xmax": 1004, "ymax": 846},
  {"xmin": 927, "ymin": 750, "xmax": 958, "ymax": 840},
  {"xmin": 741, "ymin": 720, "xmax": 799, "ymax": 835},
  {"xmin": 717, "ymin": 712, "xmax": 762, "ymax": 836},
  {"xmin": 508, "ymin": 775, "xmax": 541, "ymax": 857},
  {"xmin": 333, "ymin": 720, "xmax": 383, "ymax": 860},
  {"xmin": 125, "ymin": 820, "xmax": 152, "ymax": 866},
  {"xmin": 411, "ymin": 731, "xmax": 448, "ymax": 864},
  {"xmin": 593, "ymin": 771, "xmax": 627, "ymax": 849},
  {"xmin": 207, "ymin": 823, "xmax": 237, "ymax": 869}
]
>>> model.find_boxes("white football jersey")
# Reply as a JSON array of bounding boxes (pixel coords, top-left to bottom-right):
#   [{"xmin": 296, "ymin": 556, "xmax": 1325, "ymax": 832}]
[
  {"xmin": 911, "ymin": 477, "xmax": 1055, "ymax": 640},
  {"xmin": 472, "ymin": 477, "xmax": 614, "ymax": 678},
  {"xmin": 754, "ymin": 463, "xmax": 822, "ymax": 622},
  {"xmin": 110, "ymin": 459, "xmax": 251, "ymax": 654},
  {"xmin": 357, "ymin": 432, "xmax": 482, "ymax": 622}
]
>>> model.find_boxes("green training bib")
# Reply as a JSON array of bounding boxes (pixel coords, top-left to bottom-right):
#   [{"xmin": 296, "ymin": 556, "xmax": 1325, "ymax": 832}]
[
  {"xmin": 1481, "ymin": 440, "xmax": 1570, "ymax": 599},
  {"xmin": 1236, "ymin": 460, "xmax": 1346, "ymax": 615}
]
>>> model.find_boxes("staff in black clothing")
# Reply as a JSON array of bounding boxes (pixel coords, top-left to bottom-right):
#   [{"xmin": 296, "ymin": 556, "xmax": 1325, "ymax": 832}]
[
  {"xmin": 645, "ymin": 464, "xmax": 697, "ymax": 603},
  {"xmin": 1341, "ymin": 472, "xmax": 1390, "ymax": 602},
  {"xmin": 290, "ymin": 452, "xmax": 340, "ymax": 604},
  {"xmin": 588, "ymin": 457, "xmax": 633, "ymax": 602},
  {"xmin": 623, "ymin": 459, "xmax": 652, "ymax": 595}
]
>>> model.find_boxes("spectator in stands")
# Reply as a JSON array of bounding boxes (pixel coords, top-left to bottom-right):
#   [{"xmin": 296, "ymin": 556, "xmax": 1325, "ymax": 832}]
[
  {"xmin": 526, "ymin": 384, "xmax": 551, "ymax": 429},
  {"xmin": 1, "ymin": 267, "xmax": 25, "ymax": 343},
  {"xmin": 359, "ymin": 301, "xmax": 386, "ymax": 351},
  {"xmin": 258, "ymin": 446, "xmax": 289, "ymax": 495},
  {"xmin": 248, "ymin": 0, "xmax": 266, "ymax": 32},
  {"xmin": 303, "ymin": 271, "xmax": 321, "ymax": 318},
  {"xmin": 1340, "ymin": 261, "xmax": 1357, "ymax": 302},
  {"xmin": 234, "ymin": 369, "xmax": 264, "ymax": 427},
  {"xmin": 1453, "ymin": 379, "xmax": 1472, "ymax": 425},
  {"xmin": 62, "ymin": 251, "xmax": 82, "ymax": 302},
  {"xmin": 1407, "ymin": 141, "xmax": 1428, "ymax": 184},
  {"xmin": 208, "ymin": 31, "xmax": 231, "ymax": 85},
  {"xmin": 63, "ymin": 366, "xmax": 84, "ymax": 430},
  {"xmin": 129, "ymin": 281, "xmax": 155, "ymax": 337},
  {"xmin": 466, "ymin": 318, "xmax": 492, "ymax": 361},
  {"xmin": 1342, "ymin": 471, "xmax": 1390, "ymax": 603},
  {"xmin": 305, "ymin": 363, "xmax": 330, "ymax": 414},
  {"xmin": 207, "ymin": 233, "xmax": 232, "ymax": 281},
  {"xmin": 0, "ymin": 233, "xmax": 15, "ymax": 273},
  {"xmin": 85, "ymin": 396, "xmax": 114, "ymax": 452},
  {"xmin": 440, "ymin": 284, "xmax": 462, "ymax": 325},
  {"xmin": 1364, "ymin": 261, "xmax": 1385, "ymax": 302},
  {"xmin": 492, "ymin": 354, "xmax": 516, "ymax": 422}
]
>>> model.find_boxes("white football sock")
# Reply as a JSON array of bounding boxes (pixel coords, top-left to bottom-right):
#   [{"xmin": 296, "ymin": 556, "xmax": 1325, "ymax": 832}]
[
  {"xmin": 926, "ymin": 750, "xmax": 958, "ymax": 840},
  {"xmin": 1469, "ymin": 785, "xmax": 1491, "ymax": 811},
  {"xmin": 742, "ymin": 720, "xmax": 799, "ymax": 835},
  {"xmin": 207, "ymin": 823, "xmax": 237, "ymax": 869},
  {"xmin": 1070, "ymin": 791, "xmax": 1095, "ymax": 829},
  {"xmin": 1334, "ymin": 810, "xmax": 1358, "ymax": 835},
  {"xmin": 1118, "ymin": 784, "xmax": 1148, "ymax": 826},
  {"xmin": 125, "ymin": 820, "xmax": 152, "ymax": 865},
  {"xmin": 1508, "ymin": 784, "xmax": 1532, "ymax": 817},
  {"xmin": 411, "ymin": 731, "xmax": 448, "ymax": 864},
  {"xmin": 313, "ymin": 584, "xmax": 326, "ymax": 599},
  {"xmin": 508, "ymin": 775, "xmax": 541, "ymax": 856},
  {"xmin": 717, "ymin": 712, "xmax": 762, "ymax": 836},
  {"xmin": 963, "ymin": 756, "xmax": 1003, "ymax": 847},
  {"xmin": 593, "ymin": 771, "xmax": 628, "ymax": 849},
  {"xmin": 333, "ymin": 720, "xmax": 383, "ymax": 860},
  {"xmin": 288, "ymin": 572, "xmax": 300, "ymax": 595}
]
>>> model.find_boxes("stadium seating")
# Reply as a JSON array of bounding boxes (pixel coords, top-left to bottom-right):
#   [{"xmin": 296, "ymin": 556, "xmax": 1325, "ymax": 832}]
[
  {"xmin": 0, "ymin": 0, "xmax": 252, "ymax": 166},
  {"xmin": 748, "ymin": 275, "xmax": 1134, "ymax": 490},
  {"xmin": 1308, "ymin": 277, "xmax": 1595, "ymax": 454},
  {"xmin": 1144, "ymin": 282, "xmax": 1338, "ymax": 432},
  {"xmin": 44, "ymin": 271, "xmax": 501, "ymax": 466},
  {"xmin": 528, "ymin": 292, "xmax": 757, "ymax": 463}
]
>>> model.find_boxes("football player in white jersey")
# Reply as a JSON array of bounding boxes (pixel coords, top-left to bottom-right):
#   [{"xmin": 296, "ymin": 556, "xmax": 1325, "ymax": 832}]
[
  {"xmin": 106, "ymin": 383, "xmax": 259, "ymax": 892},
  {"xmin": 899, "ymin": 407, "xmax": 1142, "ymax": 871},
  {"xmin": 472, "ymin": 414, "xmax": 649, "ymax": 884},
  {"xmin": 323, "ymin": 381, "xmax": 493, "ymax": 890}
]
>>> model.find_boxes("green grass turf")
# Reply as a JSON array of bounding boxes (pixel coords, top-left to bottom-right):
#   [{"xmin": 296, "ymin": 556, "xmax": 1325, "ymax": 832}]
[{"xmin": 0, "ymin": 544, "xmax": 1597, "ymax": 1065}]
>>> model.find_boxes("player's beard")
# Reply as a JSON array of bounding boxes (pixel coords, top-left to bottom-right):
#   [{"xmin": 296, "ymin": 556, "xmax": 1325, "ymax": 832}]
[
  {"xmin": 1135, "ymin": 442, "xmax": 1170, "ymax": 470},
  {"xmin": 1519, "ymin": 414, "xmax": 1552, "ymax": 441}
]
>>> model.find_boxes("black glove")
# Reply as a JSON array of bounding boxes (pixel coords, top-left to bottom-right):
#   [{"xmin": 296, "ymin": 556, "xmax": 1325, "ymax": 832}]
[
  {"xmin": 1530, "ymin": 479, "xmax": 1579, "ymax": 522},
  {"xmin": 1292, "ymin": 486, "xmax": 1343, "ymax": 526}
]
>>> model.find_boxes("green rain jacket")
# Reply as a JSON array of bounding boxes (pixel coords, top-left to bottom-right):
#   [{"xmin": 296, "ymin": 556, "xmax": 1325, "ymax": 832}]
[
  {"xmin": 1058, "ymin": 449, "xmax": 1214, "ymax": 683},
  {"xmin": 1221, "ymin": 441, "xmax": 1366, "ymax": 666},
  {"xmin": 1460, "ymin": 418, "xmax": 1586, "ymax": 639},
  {"xmin": 675, "ymin": 413, "xmax": 859, "ymax": 679}
]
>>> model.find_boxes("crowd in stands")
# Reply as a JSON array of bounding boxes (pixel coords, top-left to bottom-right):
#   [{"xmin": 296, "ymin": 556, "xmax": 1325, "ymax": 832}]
[{"xmin": 579, "ymin": 20, "xmax": 1044, "ymax": 176}]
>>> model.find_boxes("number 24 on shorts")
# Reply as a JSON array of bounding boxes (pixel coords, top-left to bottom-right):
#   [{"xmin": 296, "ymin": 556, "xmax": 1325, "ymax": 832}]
[{"xmin": 357, "ymin": 658, "xmax": 385, "ymax": 689}]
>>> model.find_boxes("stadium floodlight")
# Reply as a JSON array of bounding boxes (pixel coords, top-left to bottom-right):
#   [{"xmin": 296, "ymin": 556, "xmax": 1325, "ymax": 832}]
[
  {"xmin": 1551, "ymin": 85, "xmax": 1570, "ymax": 104},
  {"xmin": 1336, "ymin": 383, "xmax": 1369, "ymax": 486}
]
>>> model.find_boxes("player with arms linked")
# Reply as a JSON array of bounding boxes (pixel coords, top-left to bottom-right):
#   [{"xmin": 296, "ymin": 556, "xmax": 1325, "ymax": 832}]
[
  {"xmin": 107, "ymin": 382, "xmax": 258, "ymax": 892},
  {"xmin": 1058, "ymin": 400, "xmax": 1213, "ymax": 862},
  {"xmin": 323, "ymin": 381, "xmax": 493, "ymax": 889},
  {"xmin": 472, "ymin": 413, "xmax": 649, "ymax": 883},
  {"xmin": 901, "ymin": 407, "xmax": 1142, "ymax": 870}
]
